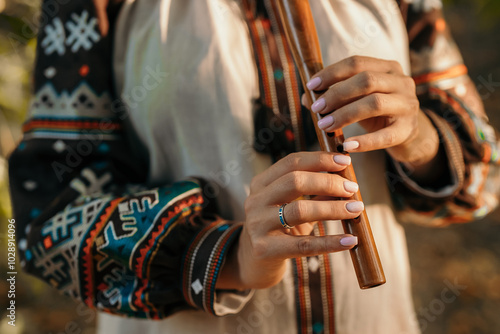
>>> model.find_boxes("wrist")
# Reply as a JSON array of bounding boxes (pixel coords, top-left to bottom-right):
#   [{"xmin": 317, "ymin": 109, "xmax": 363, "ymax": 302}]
[{"xmin": 387, "ymin": 110, "xmax": 440, "ymax": 166}]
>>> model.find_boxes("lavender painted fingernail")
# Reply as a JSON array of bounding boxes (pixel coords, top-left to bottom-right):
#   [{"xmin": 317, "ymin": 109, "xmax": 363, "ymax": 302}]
[
  {"xmin": 346, "ymin": 201, "xmax": 364, "ymax": 213},
  {"xmin": 318, "ymin": 115, "xmax": 335, "ymax": 130},
  {"xmin": 311, "ymin": 98, "xmax": 326, "ymax": 113},
  {"xmin": 340, "ymin": 236, "xmax": 358, "ymax": 247},
  {"xmin": 343, "ymin": 141, "xmax": 360, "ymax": 151},
  {"xmin": 306, "ymin": 77, "xmax": 322, "ymax": 90},
  {"xmin": 333, "ymin": 155, "xmax": 351, "ymax": 166},
  {"xmin": 344, "ymin": 181, "xmax": 359, "ymax": 193}
]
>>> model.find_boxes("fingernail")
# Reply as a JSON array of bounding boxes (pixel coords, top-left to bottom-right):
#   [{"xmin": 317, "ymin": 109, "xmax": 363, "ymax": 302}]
[
  {"xmin": 318, "ymin": 115, "xmax": 335, "ymax": 130},
  {"xmin": 346, "ymin": 201, "xmax": 364, "ymax": 213},
  {"xmin": 344, "ymin": 181, "xmax": 359, "ymax": 193},
  {"xmin": 333, "ymin": 155, "xmax": 351, "ymax": 166},
  {"xmin": 343, "ymin": 141, "xmax": 359, "ymax": 151},
  {"xmin": 306, "ymin": 77, "xmax": 322, "ymax": 90},
  {"xmin": 311, "ymin": 98, "xmax": 326, "ymax": 113},
  {"xmin": 340, "ymin": 236, "xmax": 358, "ymax": 247}
]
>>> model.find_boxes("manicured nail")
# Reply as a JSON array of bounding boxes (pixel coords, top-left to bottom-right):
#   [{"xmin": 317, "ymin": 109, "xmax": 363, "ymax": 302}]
[
  {"xmin": 318, "ymin": 115, "xmax": 334, "ymax": 130},
  {"xmin": 340, "ymin": 236, "xmax": 358, "ymax": 247},
  {"xmin": 346, "ymin": 201, "xmax": 364, "ymax": 213},
  {"xmin": 343, "ymin": 141, "xmax": 359, "ymax": 151},
  {"xmin": 344, "ymin": 181, "xmax": 359, "ymax": 193},
  {"xmin": 306, "ymin": 77, "xmax": 322, "ymax": 90},
  {"xmin": 333, "ymin": 155, "xmax": 351, "ymax": 166},
  {"xmin": 311, "ymin": 98, "xmax": 326, "ymax": 113}
]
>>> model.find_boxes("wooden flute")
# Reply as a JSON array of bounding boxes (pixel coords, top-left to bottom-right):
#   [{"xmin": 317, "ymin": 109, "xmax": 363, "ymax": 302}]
[{"xmin": 274, "ymin": 0, "xmax": 386, "ymax": 289}]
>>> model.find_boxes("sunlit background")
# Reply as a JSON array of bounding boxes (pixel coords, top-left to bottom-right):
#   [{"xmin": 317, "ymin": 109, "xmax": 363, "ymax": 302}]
[{"xmin": 0, "ymin": 1, "xmax": 499, "ymax": 333}]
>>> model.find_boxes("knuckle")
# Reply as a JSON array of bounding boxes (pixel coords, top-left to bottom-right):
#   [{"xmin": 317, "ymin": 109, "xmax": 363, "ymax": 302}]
[
  {"xmin": 287, "ymin": 171, "xmax": 304, "ymax": 191},
  {"xmin": 390, "ymin": 60, "xmax": 403, "ymax": 73},
  {"xmin": 297, "ymin": 238, "xmax": 314, "ymax": 256},
  {"xmin": 384, "ymin": 131, "xmax": 397, "ymax": 146},
  {"xmin": 318, "ymin": 153, "xmax": 331, "ymax": 169},
  {"xmin": 361, "ymin": 71, "xmax": 377, "ymax": 91},
  {"xmin": 405, "ymin": 77, "xmax": 416, "ymax": 92},
  {"xmin": 291, "ymin": 201, "xmax": 308, "ymax": 223},
  {"xmin": 251, "ymin": 239, "xmax": 269, "ymax": 259},
  {"xmin": 244, "ymin": 195, "xmax": 255, "ymax": 213},
  {"xmin": 409, "ymin": 97, "xmax": 420, "ymax": 112},
  {"xmin": 249, "ymin": 177, "xmax": 260, "ymax": 193},
  {"xmin": 370, "ymin": 93, "xmax": 384, "ymax": 110},
  {"xmin": 349, "ymin": 56, "xmax": 364, "ymax": 72},
  {"xmin": 285, "ymin": 152, "xmax": 302, "ymax": 171}
]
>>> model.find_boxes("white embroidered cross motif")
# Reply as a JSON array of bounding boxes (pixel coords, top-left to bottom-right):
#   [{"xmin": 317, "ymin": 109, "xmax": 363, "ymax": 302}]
[
  {"xmin": 65, "ymin": 11, "xmax": 101, "ymax": 53},
  {"xmin": 41, "ymin": 17, "xmax": 66, "ymax": 56}
]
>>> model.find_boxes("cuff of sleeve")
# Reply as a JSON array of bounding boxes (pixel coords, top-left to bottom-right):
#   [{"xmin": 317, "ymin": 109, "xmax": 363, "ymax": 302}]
[
  {"xmin": 182, "ymin": 221, "xmax": 251, "ymax": 315},
  {"xmin": 389, "ymin": 108, "xmax": 466, "ymax": 199}
]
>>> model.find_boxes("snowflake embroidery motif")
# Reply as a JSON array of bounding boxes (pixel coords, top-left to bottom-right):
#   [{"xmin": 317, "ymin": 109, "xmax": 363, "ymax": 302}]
[
  {"xmin": 65, "ymin": 10, "xmax": 101, "ymax": 53},
  {"xmin": 41, "ymin": 17, "xmax": 66, "ymax": 56}
]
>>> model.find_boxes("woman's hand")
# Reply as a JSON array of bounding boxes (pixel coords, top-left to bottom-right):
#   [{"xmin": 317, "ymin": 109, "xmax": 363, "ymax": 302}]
[
  {"xmin": 303, "ymin": 55, "xmax": 440, "ymax": 166},
  {"xmin": 217, "ymin": 151, "xmax": 362, "ymax": 290}
]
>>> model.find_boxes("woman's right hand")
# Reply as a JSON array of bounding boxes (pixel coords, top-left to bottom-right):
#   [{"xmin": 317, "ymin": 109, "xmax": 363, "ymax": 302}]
[{"xmin": 217, "ymin": 151, "xmax": 364, "ymax": 290}]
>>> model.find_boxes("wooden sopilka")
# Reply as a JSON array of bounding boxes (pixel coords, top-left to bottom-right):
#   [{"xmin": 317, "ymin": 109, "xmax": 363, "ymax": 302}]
[{"xmin": 273, "ymin": 0, "xmax": 386, "ymax": 289}]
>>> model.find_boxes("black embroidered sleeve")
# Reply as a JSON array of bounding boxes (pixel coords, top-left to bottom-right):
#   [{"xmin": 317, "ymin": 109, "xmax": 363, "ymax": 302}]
[
  {"xmin": 8, "ymin": 0, "xmax": 247, "ymax": 319},
  {"xmin": 389, "ymin": 0, "xmax": 500, "ymax": 226}
]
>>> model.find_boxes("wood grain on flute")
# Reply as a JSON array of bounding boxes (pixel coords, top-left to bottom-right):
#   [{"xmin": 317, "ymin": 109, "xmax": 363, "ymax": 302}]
[{"xmin": 274, "ymin": 0, "xmax": 386, "ymax": 289}]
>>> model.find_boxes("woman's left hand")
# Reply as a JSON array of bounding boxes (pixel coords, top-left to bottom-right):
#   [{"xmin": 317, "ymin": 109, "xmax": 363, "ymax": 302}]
[{"xmin": 303, "ymin": 55, "xmax": 439, "ymax": 166}]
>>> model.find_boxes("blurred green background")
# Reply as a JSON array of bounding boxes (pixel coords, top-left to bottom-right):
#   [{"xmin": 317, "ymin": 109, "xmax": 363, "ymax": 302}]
[{"xmin": 0, "ymin": 0, "xmax": 499, "ymax": 333}]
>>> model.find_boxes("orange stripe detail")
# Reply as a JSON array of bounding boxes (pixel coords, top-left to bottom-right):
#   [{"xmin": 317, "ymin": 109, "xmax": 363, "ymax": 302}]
[
  {"xmin": 295, "ymin": 258, "xmax": 309, "ymax": 333},
  {"xmin": 82, "ymin": 198, "xmax": 122, "ymax": 307},
  {"xmin": 182, "ymin": 219, "xmax": 220, "ymax": 306},
  {"xmin": 413, "ymin": 64, "xmax": 467, "ymax": 85},
  {"xmin": 317, "ymin": 223, "xmax": 335, "ymax": 334},
  {"xmin": 242, "ymin": 1, "xmax": 273, "ymax": 108},
  {"xmin": 23, "ymin": 120, "xmax": 121, "ymax": 132},
  {"xmin": 435, "ymin": 18, "xmax": 446, "ymax": 32}
]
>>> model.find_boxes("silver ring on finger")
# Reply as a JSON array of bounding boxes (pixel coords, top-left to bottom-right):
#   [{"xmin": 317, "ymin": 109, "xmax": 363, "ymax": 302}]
[{"xmin": 279, "ymin": 203, "xmax": 293, "ymax": 229}]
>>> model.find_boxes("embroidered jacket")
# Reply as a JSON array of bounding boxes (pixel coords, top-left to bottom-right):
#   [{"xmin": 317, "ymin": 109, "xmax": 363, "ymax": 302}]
[{"xmin": 8, "ymin": 0, "xmax": 500, "ymax": 321}]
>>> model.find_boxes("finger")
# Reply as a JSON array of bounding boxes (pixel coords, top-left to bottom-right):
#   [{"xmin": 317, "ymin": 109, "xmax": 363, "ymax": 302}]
[
  {"xmin": 261, "ymin": 172, "xmax": 358, "ymax": 205},
  {"xmin": 275, "ymin": 199, "xmax": 365, "ymax": 228},
  {"xmin": 306, "ymin": 56, "xmax": 404, "ymax": 92},
  {"xmin": 93, "ymin": 0, "xmax": 110, "ymax": 36},
  {"xmin": 250, "ymin": 152, "xmax": 351, "ymax": 192},
  {"xmin": 343, "ymin": 123, "xmax": 413, "ymax": 152},
  {"xmin": 310, "ymin": 72, "xmax": 415, "ymax": 115},
  {"xmin": 316, "ymin": 93, "xmax": 417, "ymax": 133},
  {"xmin": 266, "ymin": 234, "xmax": 358, "ymax": 259},
  {"xmin": 301, "ymin": 93, "xmax": 312, "ymax": 109}
]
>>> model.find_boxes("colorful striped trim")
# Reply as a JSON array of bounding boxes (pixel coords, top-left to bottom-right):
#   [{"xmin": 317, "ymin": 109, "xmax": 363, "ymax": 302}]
[
  {"xmin": 182, "ymin": 222, "xmax": 243, "ymax": 314},
  {"xmin": 317, "ymin": 223, "xmax": 335, "ymax": 334},
  {"xmin": 265, "ymin": 0, "xmax": 305, "ymax": 150},
  {"xmin": 293, "ymin": 256, "xmax": 312, "ymax": 334},
  {"xmin": 132, "ymin": 194, "xmax": 204, "ymax": 315},
  {"xmin": 23, "ymin": 118, "xmax": 122, "ymax": 133},
  {"xmin": 81, "ymin": 197, "xmax": 122, "ymax": 307},
  {"xmin": 413, "ymin": 64, "xmax": 468, "ymax": 85}
]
